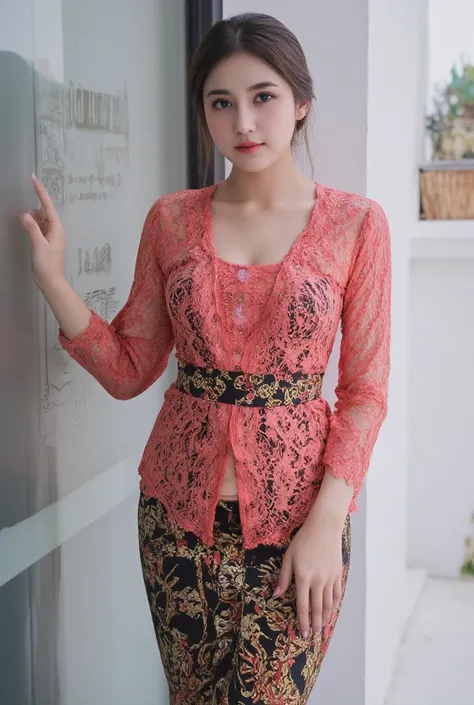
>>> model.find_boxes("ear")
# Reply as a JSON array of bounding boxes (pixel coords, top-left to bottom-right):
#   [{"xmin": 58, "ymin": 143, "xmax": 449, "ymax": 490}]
[{"xmin": 296, "ymin": 102, "xmax": 309, "ymax": 121}]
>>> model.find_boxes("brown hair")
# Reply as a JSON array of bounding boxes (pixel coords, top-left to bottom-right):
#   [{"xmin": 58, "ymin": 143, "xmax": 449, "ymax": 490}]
[{"xmin": 189, "ymin": 13, "xmax": 315, "ymax": 171}]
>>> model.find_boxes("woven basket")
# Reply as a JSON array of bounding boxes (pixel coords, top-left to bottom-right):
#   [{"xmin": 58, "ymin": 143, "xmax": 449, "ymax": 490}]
[{"xmin": 420, "ymin": 169, "xmax": 474, "ymax": 219}]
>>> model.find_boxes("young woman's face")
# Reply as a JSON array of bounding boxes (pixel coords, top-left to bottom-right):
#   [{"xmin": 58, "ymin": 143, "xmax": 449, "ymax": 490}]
[{"xmin": 203, "ymin": 52, "xmax": 307, "ymax": 173}]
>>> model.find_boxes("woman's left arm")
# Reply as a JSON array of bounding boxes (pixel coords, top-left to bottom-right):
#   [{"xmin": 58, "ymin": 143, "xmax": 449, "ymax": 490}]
[{"xmin": 274, "ymin": 202, "xmax": 392, "ymax": 640}]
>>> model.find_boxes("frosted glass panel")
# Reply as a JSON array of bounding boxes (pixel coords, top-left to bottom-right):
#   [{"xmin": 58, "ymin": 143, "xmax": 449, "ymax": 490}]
[{"xmin": 0, "ymin": 1, "xmax": 186, "ymax": 703}]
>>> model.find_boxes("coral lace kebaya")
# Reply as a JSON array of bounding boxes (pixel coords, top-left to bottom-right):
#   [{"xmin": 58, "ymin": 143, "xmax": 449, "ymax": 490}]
[{"xmin": 59, "ymin": 182, "xmax": 391, "ymax": 550}]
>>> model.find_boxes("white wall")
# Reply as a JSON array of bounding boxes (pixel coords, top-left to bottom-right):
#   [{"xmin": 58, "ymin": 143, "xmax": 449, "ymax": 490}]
[
  {"xmin": 409, "ymin": 256, "xmax": 474, "ymax": 578},
  {"xmin": 365, "ymin": 0, "xmax": 427, "ymax": 703}
]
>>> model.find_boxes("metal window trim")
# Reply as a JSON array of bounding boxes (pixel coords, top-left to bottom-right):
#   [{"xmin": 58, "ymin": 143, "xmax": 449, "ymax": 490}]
[{"xmin": 186, "ymin": 0, "xmax": 225, "ymax": 188}]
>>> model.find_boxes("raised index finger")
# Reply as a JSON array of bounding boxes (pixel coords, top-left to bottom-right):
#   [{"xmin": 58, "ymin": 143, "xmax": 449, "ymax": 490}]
[{"xmin": 32, "ymin": 174, "xmax": 59, "ymax": 223}]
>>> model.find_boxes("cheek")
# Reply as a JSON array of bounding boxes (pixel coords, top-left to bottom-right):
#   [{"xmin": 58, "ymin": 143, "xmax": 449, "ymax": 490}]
[
  {"xmin": 264, "ymin": 102, "xmax": 297, "ymax": 140},
  {"xmin": 205, "ymin": 110, "xmax": 231, "ymax": 146}
]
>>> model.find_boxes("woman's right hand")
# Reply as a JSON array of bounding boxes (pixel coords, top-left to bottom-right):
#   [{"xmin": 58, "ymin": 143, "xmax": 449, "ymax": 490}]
[{"xmin": 20, "ymin": 174, "xmax": 66, "ymax": 288}]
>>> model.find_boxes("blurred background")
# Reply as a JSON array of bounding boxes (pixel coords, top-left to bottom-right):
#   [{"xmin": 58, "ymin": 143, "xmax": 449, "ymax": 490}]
[{"xmin": 0, "ymin": 1, "xmax": 472, "ymax": 704}]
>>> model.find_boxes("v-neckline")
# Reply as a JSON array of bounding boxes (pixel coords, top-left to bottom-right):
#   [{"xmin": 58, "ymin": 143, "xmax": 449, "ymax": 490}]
[{"xmin": 203, "ymin": 181, "xmax": 321, "ymax": 271}]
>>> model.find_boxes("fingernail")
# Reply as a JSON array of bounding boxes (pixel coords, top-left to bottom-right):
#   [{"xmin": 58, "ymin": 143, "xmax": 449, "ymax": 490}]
[
  {"xmin": 302, "ymin": 630, "xmax": 308, "ymax": 639},
  {"xmin": 273, "ymin": 586, "xmax": 281, "ymax": 597},
  {"xmin": 32, "ymin": 173, "xmax": 37, "ymax": 181}
]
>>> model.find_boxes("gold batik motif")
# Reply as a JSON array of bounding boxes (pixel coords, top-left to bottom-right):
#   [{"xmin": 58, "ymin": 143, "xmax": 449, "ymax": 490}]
[
  {"xmin": 175, "ymin": 361, "xmax": 323, "ymax": 408},
  {"xmin": 138, "ymin": 494, "xmax": 351, "ymax": 705}
]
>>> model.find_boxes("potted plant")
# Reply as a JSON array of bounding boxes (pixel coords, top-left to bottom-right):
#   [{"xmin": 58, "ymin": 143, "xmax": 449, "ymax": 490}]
[
  {"xmin": 445, "ymin": 62, "xmax": 474, "ymax": 121},
  {"xmin": 426, "ymin": 60, "xmax": 474, "ymax": 160},
  {"xmin": 421, "ymin": 58, "xmax": 474, "ymax": 219}
]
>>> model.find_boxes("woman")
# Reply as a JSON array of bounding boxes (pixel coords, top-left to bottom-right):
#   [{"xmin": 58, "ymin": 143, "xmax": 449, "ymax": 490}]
[{"xmin": 20, "ymin": 13, "xmax": 391, "ymax": 705}]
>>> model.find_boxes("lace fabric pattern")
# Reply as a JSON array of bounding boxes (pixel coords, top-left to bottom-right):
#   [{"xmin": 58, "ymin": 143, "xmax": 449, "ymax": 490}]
[{"xmin": 59, "ymin": 183, "xmax": 391, "ymax": 549}]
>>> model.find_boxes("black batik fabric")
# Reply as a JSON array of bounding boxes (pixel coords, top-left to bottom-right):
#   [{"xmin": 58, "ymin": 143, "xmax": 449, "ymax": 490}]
[{"xmin": 138, "ymin": 493, "xmax": 351, "ymax": 705}]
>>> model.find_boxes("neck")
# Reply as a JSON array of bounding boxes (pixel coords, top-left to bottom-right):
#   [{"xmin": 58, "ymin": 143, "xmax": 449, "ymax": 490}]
[{"xmin": 224, "ymin": 150, "xmax": 311, "ymax": 205}]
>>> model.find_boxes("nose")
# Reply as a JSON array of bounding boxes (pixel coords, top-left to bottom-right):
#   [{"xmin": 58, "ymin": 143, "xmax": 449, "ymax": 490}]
[{"xmin": 234, "ymin": 103, "xmax": 255, "ymax": 136}]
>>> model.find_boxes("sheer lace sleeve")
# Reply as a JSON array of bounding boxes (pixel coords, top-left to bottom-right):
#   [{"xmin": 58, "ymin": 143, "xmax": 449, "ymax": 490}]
[
  {"xmin": 59, "ymin": 201, "xmax": 174, "ymax": 399},
  {"xmin": 322, "ymin": 202, "xmax": 391, "ymax": 500}
]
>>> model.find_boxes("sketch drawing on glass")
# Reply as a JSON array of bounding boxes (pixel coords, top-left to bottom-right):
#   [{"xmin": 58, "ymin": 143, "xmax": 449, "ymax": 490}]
[{"xmin": 34, "ymin": 71, "xmax": 129, "ymax": 439}]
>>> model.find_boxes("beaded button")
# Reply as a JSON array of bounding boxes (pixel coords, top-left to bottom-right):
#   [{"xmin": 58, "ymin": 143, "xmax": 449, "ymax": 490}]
[{"xmin": 237, "ymin": 268, "xmax": 249, "ymax": 283}]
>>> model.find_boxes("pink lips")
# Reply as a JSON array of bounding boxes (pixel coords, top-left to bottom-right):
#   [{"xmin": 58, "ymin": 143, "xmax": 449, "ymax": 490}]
[{"xmin": 235, "ymin": 141, "xmax": 264, "ymax": 155}]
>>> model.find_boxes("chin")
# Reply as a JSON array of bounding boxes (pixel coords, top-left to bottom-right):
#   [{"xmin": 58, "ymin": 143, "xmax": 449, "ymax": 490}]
[
  {"xmin": 238, "ymin": 163, "xmax": 271, "ymax": 174},
  {"xmin": 228, "ymin": 154, "xmax": 279, "ymax": 174}
]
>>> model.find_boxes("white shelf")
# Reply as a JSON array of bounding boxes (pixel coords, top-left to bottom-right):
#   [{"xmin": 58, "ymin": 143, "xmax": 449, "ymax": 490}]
[{"xmin": 411, "ymin": 219, "xmax": 474, "ymax": 258}]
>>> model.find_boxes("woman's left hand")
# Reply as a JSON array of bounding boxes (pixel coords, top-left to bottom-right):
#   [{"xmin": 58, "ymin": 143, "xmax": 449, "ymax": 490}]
[{"xmin": 273, "ymin": 512, "xmax": 344, "ymax": 640}]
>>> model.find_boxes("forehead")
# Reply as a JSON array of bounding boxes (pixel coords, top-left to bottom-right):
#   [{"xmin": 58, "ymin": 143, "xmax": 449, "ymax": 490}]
[{"xmin": 204, "ymin": 52, "xmax": 285, "ymax": 93}]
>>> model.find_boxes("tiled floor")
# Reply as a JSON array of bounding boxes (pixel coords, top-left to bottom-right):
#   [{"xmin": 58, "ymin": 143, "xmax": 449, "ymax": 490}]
[{"xmin": 385, "ymin": 577, "xmax": 474, "ymax": 705}]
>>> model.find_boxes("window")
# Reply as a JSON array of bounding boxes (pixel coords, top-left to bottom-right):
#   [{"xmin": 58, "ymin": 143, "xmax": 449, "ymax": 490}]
[{"xmin": 425, "ymin": 0, "xmax": 474, "ymax": 162}]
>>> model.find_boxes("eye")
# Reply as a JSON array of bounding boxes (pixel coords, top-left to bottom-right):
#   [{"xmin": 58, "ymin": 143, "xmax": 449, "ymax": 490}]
[
  {"xmin": 255, "ymin": 92, "xmax": 274, "ymax": 103},
  {"xmin": 212, "ymin": 98, "xmax": 231, "ymax": 110}
]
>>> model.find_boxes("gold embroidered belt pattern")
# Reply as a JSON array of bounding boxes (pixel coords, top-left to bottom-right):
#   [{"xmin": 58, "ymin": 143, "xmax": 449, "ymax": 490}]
[{"xmin": 175, "ymin": 361, "xmax": 323, "ymax": 408}]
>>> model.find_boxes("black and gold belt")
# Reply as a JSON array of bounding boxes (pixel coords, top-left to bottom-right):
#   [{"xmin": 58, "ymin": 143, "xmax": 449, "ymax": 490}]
[{"xmin": 175, "ymin": 361, "xmax": 323, "ymax": 408}]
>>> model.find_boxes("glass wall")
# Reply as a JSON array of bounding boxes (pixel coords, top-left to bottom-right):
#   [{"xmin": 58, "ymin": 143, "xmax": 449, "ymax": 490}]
[{"xmin": 0, "ymin": 1, "xmax": 187, "ymax": 702}]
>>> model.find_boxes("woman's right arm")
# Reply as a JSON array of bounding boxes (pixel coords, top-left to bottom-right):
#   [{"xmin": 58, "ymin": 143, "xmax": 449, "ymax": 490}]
[
  {"xmin": 21, "ymin": 175, "xmax": 93, "ymax": 339},
  {"xmin": 20, "ymin": 174, "xmax": 175, "ymax": 400}
]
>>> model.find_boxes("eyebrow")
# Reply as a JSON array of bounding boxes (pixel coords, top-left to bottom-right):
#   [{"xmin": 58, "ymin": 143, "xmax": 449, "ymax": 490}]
[{"xmin": 206, "ymin": 81, "xmax": 279, "ymax": 97}]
